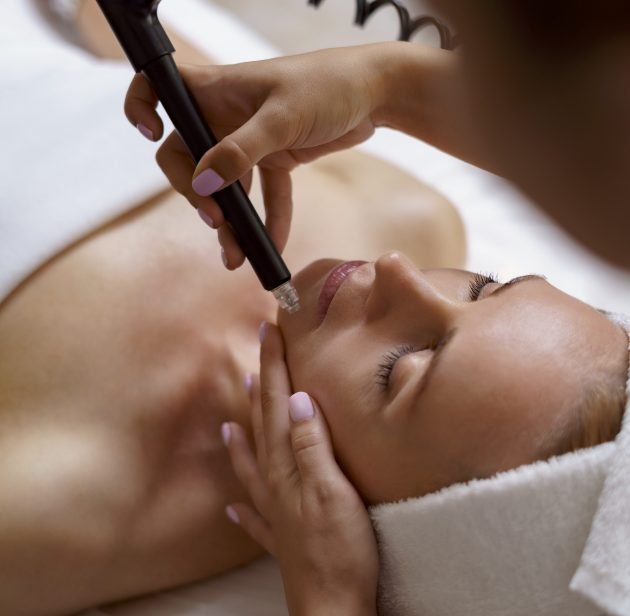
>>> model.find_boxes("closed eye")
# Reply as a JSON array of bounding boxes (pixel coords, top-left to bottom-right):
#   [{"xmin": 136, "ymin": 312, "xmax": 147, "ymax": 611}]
[
  {"xmin": 468, "ymin": 273, "xmax": 499, "ymax": 301},
  {"xmin": 376, "ymin": 344, "xmax": 418, "ymax": 391}
]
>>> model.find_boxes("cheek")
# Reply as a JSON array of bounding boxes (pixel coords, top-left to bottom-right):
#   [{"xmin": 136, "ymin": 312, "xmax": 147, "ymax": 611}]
[
  {"xmin": 285, "ymin": 329, "xmax": 367, "ymax": 395},
  {"xmin": 285, "ymin": 338, "xmax": 372, "ymax": 436}
]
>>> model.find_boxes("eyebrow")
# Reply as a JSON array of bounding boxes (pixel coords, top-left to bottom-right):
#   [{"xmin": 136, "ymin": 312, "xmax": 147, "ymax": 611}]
[
  {"xmin": 414, "ymin": 274, "xmax": 546, "ymax": 399},
  {"xmin": 485, "ymin": 274, "xmax": 546, "ymax": 300}
]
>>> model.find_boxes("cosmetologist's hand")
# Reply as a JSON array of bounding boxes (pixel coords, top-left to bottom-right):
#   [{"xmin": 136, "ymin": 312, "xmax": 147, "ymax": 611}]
[
  {"xmin": 124, "ymin": 46, "xmax": 388, "ymax": 269},
  {"xmin": 221, "ymin": 323, "xmax": 379, "ymax": 616}
]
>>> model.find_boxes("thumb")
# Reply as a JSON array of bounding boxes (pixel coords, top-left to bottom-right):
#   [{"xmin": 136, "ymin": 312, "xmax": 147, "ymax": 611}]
[
  {"xmin": 191, "ymin": 106, "xmax": 288, "ymax": 197},
  {"xmin": 288, "ymin": 392, "xmax": 339, "ymax": 485}
]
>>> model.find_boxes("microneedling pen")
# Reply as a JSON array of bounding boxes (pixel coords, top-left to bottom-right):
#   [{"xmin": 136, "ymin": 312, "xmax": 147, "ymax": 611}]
[{"xmin": 95, "ymin": 0, "xmax": 300, "ymax": 314}]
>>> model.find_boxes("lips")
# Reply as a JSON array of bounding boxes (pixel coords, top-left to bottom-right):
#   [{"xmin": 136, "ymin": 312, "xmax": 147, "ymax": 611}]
[{"xmin": 318, "ymin": 261, "xmax": 367, "ymax": 321}]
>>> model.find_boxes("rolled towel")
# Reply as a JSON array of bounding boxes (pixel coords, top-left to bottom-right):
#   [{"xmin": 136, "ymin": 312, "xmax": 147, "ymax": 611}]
[
  {"xmin": 370, "ymin": 314, "xmax": 630, "ymax": 616},
  {"xmin": 571, "ymin": 313, "xmax": 630, "ymax": 616}
]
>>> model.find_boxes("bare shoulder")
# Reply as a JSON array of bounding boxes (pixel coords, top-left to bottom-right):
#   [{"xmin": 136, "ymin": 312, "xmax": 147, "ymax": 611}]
[{"xmin": 0, "ymin": 426, "xmax": 132, "ymax": 615}]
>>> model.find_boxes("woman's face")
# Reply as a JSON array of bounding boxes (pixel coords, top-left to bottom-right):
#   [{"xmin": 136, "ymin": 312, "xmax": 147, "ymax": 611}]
[{"xmin": 278, "ymin": 253, "xmax": 626, "ymax": 504}]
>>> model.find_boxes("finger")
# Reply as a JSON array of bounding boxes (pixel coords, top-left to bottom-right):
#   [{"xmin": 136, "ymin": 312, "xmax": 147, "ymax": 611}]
[
  {"xmin": 156, "ymin": 132, "xmax": 226, "ymax": 226},
  {"xmin": 249, "ymin": 374, "xmax": 268, "ymax": 472},
  {"xmin": 124, "ymin": 73, "xmax": 164, "ymax": 141},
  {"xmin": 259, "ymin": 167, "xmax": 293, "ymax": 255},
  {"xmin": 240, "ymin": 169, "xmax": 254, "ymax": 196},
  {"xmin": 213, "ymin": 168, "xmax": 258, "ymax": 269},
  {"xmin": 259, "ymin": 324, "xmax": 295, "ymax": 474},
  {"xmin": 217, "ymin": 225, "xmax": 246, "ymax": 270},
  {"xmin": 191, "ymin": 103, "xmax": 290, "ymax": 198},
  {"xmin": 200, "ymin": 169, "xmax": 250, "ymax": 240},
  {"xmin": 225, "ymin": 503, "xmax": 275, "ymax": 556},
  {"xmin": 224, "ymin": 422, "xmax": 270, "ymax": 516},
  {"xmin": 288, "ymin": 393, "xmax": 345, "ymax": 488}
]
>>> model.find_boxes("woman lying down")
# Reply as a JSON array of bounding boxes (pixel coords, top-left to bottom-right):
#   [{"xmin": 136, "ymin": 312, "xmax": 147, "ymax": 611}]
[{"xmin": 1, "ymin": 2, "xmax": 628, "ymax": 615}]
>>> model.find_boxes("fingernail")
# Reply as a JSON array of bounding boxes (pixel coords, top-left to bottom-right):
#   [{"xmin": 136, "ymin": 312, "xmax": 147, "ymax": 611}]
[
  {"xmin": 192, "ymin": 169, "xmax": 224, "ymax": 196},
  {"xmin": 221, "ymin": 248, "xmax": 228, "ymax": 268},
  {"xmin": 258, "ymin": 322, "xmax": 267, "ymax": 343},
  {"xmin": 244, "ymin": 372, "xmax": 253, "ymax": 392},
  {"xmin": 197, "ymin": 208, "xmax": 215, "ymax": 229},
  {"xmin": 225, "ymin": 505, "xmax": 240, "ymax": 525},
  {"xmin": 221, "ymin": 422, "xmax": 231, "ymax": 446},
  {"xmin": 289, "ymin": 392, "xmax": 315, "ymax": 423},
  {"xmin": 137, "ymin": 123, "xmax": 154, "ymax": 141}
]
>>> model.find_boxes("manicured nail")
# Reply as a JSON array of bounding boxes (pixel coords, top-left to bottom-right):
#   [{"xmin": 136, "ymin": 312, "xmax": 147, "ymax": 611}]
[
  {"xmin": 221, "ymin": 422, "xmax": 231, "ymax": 446},
  {"xmin": 192, "ymin": 169, "xmax": 224, "ymax": 196},
  {"xmin": 197, "ymin": 209, "xmax": 215, "ymax": 228},
  {"xmin": 137, "ymin": 123, "xmax": 154, "ymax": 141},
  {"xmin": 259, "ymin": 322, "xmax": 268, "ymax": 343},
  {"xmin": 289, "ymin": 392, "xmax": 315, "ymax": 423},
  {"xmin": 221, "ymin": 248, "xmax": 228, "ymax": 268},
  {"xmin": 244, "ymin": 373, "xmax": 253, "ymax": 392},
  {"xmin": 225, "ymin": 505, "xmax": 240, "ymax": 525}
]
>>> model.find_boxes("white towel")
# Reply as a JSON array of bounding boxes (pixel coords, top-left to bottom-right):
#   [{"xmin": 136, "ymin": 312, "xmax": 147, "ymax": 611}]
[
  {"xmin": 0, "ymin": 0, "xmax": 169, "ymax": 303},
  {"xmin": 370, "ymin": 444, "xmax": 614, "ymax": 616},
  {"xmin": 370, "ymin": 314, "xmax": 630, "ymax": 616},
  {"xmin": 571, "ymin": 314, "xmax": 630, "ymax": 616}
]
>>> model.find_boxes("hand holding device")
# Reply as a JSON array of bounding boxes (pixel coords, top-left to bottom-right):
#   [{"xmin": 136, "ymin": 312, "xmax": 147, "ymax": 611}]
[{"xmin": 97, "ymin": 0, "xmax": 299, "ymax": 312}]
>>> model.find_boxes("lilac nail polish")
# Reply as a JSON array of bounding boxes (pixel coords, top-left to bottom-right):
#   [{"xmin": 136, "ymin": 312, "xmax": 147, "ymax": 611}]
[
  {"xmin": 197, "ymin": 209, "xmax": 215, "ymax": 228},
  {"xmin": 244, "ymin": 373, "xmax": 253, "ymax": 392},
  {"xmin": 137, "ymin": 123, "xmax": 154, "ymax": 141},
  {"xmin": 221, "ymin": 248, "xmax": 228, "ymax": 268},
  {"xmin": 225, "ymin": 505, "xmax": 240, "ymax": 525},
  {"xmin": 221, "ymin": 422, "xmax": 231, "ymax": 446},
  {"xmin": 258, "ymin": 322, "xmax": 267, "ymax": 343},
  {"xmin": 192, "ymin": 169, "xmax": 224, "ymax": 196},
  {"xmin": 289, "ymin": 392, "xmax": 315, "ymax": 423}
]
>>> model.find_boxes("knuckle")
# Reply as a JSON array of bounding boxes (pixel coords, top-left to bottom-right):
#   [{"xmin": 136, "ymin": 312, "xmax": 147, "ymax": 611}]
[
  {"xmin": 291, "ymin": 428, "xmax": 322, "ymax": 457},
  {"xmin": 265, "ymin": 105, "xmax": 298, "ymax": 147},
  {"xmin": 155, "ymin": 145, "xmax": 169, "ymax": 172},
  {"xmin": 267, "ymin": 467, "xmax": 287, "ymax": 492},
  {"xmin": 259, "ymin": 389, "xmax": 277, "ymax": 412},
  {"xmin": 310, "ymin": 478, "xmax": 346, "ymax": 507},
  {"xmin": 239, "ymin": 463, "xmax": 258, "ymax": 488},
  {"xmin": 220, "ymin": 136, "xmax": 256, "ymax": 171}
]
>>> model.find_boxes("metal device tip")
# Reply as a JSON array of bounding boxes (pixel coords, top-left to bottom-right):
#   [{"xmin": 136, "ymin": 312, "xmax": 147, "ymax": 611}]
[{"xmin": 273, "ymin": 281, "xmax": 301, "ymax": 314}]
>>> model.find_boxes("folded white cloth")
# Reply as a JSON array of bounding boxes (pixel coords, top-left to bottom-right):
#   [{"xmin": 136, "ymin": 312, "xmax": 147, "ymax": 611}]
[
  {"xmin": 0, "ymin": 0, "xmax": 170, "ymax": 303},
  {"xmin": 371, "ymin": 444, "xmax": 614, "ymax": 616},
  {"xmin": 370, "ymin": 315, "xmax": 630, "ymax": 616},
  {"xmin": 571, "ymin": 314, "xmax": 630, "ymax": 616}
]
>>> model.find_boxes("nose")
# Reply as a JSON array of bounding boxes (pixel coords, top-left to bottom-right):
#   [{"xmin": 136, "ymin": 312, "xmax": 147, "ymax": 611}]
[{"xmin": 366, "ymin": 253, "xmax": 457, "ymax": 331}]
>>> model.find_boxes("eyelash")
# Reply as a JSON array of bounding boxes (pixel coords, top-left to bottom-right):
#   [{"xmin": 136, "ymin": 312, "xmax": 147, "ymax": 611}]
[
  {"xmin": 468, "ymin": 272, "xmax": 499, "ymax": 301},
  {"xmin": 376, "ymin": 344, "xmax": 417, "ymax": 390},
  {"xmin": 376, "ymin": 272, "xmax": 500, "ymax": 391}
]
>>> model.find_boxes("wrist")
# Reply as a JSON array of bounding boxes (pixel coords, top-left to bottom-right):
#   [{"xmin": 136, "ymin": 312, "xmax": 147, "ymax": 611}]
[{"xmin": 370, "ymin": 42, "xmax": 452, "ymax": 137}]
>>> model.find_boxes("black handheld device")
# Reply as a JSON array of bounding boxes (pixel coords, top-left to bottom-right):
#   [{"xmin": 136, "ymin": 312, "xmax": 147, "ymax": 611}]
[{"xmin": 95, "ymin": 0, "xmax": 300, "ymax": 313}]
